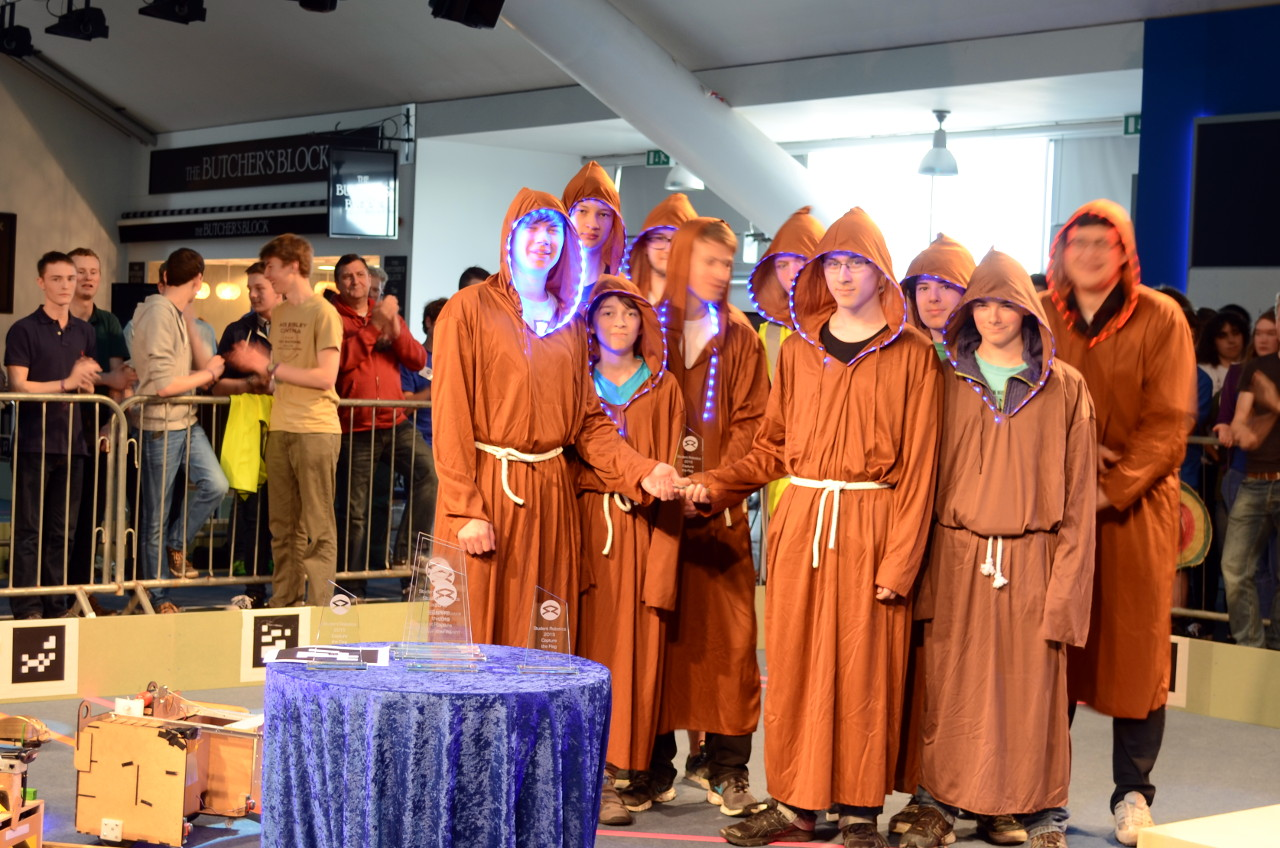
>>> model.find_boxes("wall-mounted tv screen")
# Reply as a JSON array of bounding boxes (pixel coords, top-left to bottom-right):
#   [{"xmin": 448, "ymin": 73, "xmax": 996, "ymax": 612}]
[
  {"xmin": 1191, "ymin": 113, "xmax": 1280, "ymax": 268},
  {"xmin": 329, "ymin": 148, "xmax": 398, "ymax": 239}
]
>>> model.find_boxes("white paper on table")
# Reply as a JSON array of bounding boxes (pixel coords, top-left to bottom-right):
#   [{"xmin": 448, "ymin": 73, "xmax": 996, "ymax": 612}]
[{"xmin": 263, "ymin": 645, "xmax": 390, "ymax": 666}]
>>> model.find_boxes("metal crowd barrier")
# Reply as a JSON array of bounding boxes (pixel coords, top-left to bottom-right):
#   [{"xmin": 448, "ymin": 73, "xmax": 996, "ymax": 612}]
[{"xmin": 0, "ymin": 392, "xmax": 433, "ymax": 616}]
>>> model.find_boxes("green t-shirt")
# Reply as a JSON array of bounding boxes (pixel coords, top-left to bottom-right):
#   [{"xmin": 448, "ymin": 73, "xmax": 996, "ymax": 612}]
[
  {"xmin": 933, "ymin": 341, "xmax": 946, "ymax": 362},
  {"xmin": 976, "ymin": 352, "xmax": 1025, "ymax": 409}
]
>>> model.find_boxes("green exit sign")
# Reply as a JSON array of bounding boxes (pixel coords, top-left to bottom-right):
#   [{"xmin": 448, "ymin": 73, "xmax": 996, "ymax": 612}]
[
  {"xmin": 1124, "ymin": 114, "xmax": 1141, "ymax": 135},
  {"xmin": 645, "ymin": 150, "xmax": 670, "ymax": 167}
]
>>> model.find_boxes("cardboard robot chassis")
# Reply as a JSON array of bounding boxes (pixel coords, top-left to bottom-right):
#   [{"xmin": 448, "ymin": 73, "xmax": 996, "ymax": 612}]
[
  {"xmin": 74, "ymin": 682, "xmax": 263, "ymax": 847},
  {"xmin": 1, "ymin": 716, "xmax": 50, "ymax": 848}
]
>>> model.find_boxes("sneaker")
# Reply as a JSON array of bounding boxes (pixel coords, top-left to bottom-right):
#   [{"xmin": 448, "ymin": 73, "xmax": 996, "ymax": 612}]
[
  {"xmin": 599, "ymin": 773, "xmax": 634, "ymax": 826},
  {"xmin": 167, "ymin": 548, "xmax": 200, "ymax": 579},
  {"xmin": 684, "ymin": 745, "xmax": 711, "ymax": 789},
  {"xmin": 157, "ymin": 601, "xmax": 181, "ymax": 614},
  {"xmin": 890, "ymin": 803, "xmax": 924, "ymax": 834},
  {"xmin": 617, "ymin": 770, "xmax": 675, "ymax": 812},
  {"xmin": 840, "ymin": 821, "xmax": 889, "ymax": 848},
  {"xmin": 977, "ymin": 813, "xmax": 1029, "ymax": 844},
  {"xmin": 721, "ymin": 800, "xmax": 815, "ymax": 846},
  {"xmin": 900, "ymin": 805, "xmax": 956, "ymax": 848},
  {"xmin": 1028, "ymin": 832, "xmax": 1067, "ymax": 848},
  {"xmin": 1113, "ymin": 791, "xmax": 1154, "ymax": 846},
  {"xmin": 228, "ymin": 595, "xmax": 255, "ymax": 610},
  {"xmin": 708, "ymin": 771, "xmax": 764, "ymax": 817}
]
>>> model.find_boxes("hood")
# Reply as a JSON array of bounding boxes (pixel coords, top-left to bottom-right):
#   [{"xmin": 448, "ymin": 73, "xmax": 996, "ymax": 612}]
[
  {"xmin": 1046, "ymin": 198, "xmax": 1141, "ymax": 346},
  {"xmin": 661, "ymin": 217, "xmax": 736, "ymax": 338},
  {"xmin": 623, "ymin": 192, "xmax": 698, "ymax": 288},
  {"xmin": 790, "ymin": 207, "xmax": 906, "ymax": 352},
  {"xmin": 491, "ymin": 187, "xmax": 584, "ymax": 335},
  {"xmin": 944, "ymin": 249, "xmax": 1055, "ymax": 418},
  {"xmin": 585, "ymin": 275, "xmax": 668, "ymax": 409},
  {"xmin": 902, "ymin": 233, "xmax": 976, "ymax": 332},
  {"xmin": 562, "ymin": 161, "xmax": 626, "ymax": 275},
  {"xmin": 748, "ymin": 205, "xmax": 826, "ymax": 329}
]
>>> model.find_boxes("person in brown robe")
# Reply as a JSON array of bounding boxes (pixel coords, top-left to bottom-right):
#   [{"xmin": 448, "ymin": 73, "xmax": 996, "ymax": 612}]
[
  {"xmin": 1040, "ymin": 199, "xmax": 1194, "ymax": 847},
  {"xmin": 749, "ymin": 206, "xmax": 826, "ymax": 519},
  {"xmin": 431, "ymin": 188, "xmax": 685, "ymax": 648},
  {"xmin": 624, "ymin": 192, "xmax": 698, "ymax": 306},
  {"xmin": 625, "ymin": 218, "xmax": 769, "ymax": 818},
  {"xmin": 563, "ymin": 161, "xmax": 626, "ymax": 292},
  {"xmin": 902, "ymin": 233, "xmax": 976, "ymax": 359},
  {"xmin": 575, "ymin": 276, "xmax": 685, "ymax": 826},
  {"xmin": 899, "ymin": 250, "xmax": 1097, "ymax": 848},
  {"xmin": 688, "ymin": 207, "xmax": 943, "ymax": 848}
]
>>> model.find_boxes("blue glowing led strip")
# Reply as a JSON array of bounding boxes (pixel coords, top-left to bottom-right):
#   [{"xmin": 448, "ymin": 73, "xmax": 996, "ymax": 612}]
[{"xmin": 702, "ymin": 302, "xmax": 721, "ymax": 422}]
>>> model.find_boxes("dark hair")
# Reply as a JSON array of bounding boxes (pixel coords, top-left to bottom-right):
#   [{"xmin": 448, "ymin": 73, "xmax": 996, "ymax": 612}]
[
  {"xmin": 164, "ymin": 247, "xmax": 204, "ymax": 287},
  {"xmin": 458, "ymin": 266, "xmax": 489, "ymax": 290},
  {"xmin": 1069, "ymin": 212, "xmax": 1115, "ymax": 231},
  {"xmin": 1154, "ymin": 286, "xmax": 1198, "ymax": 335},
  {"xmin": 1245, "ymin": 308, "xmax": 1277, "ymax": 361},
  {"xmin": 335, "ymin": 253, "xmax": 368, "ymax": 280},
  {"xmin": 245, "ymin": 261, "xmax": 266, "ymax": 276},
  {"xmin": 1029, "ymin": 273, "xmax": 1048, "ymax": 292},
  {"xmin": 423, "ymin": 297, "xmax": 448, "ymax": 334},
  {"xmin": 1196, "ymin": 310, "xmax": 1249, "ymax": 366},
  {"xmin": 587, "ymin": 292, "xmax": 644, "ymax": 361},
  {"xmin": 1220, "ymin": 303, "xmax": 1251, "ymax": 332},
  {"xmin": 37, "ymin": 251, "xmax": 75, "ymax": 276},
  {"xmin": 67, "ymin": 247, "xmax": 99, "ymax": 262}
]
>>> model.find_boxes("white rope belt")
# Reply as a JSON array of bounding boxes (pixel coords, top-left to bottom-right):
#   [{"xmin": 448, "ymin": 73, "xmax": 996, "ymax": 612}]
[
  {"xmin": 600, "ymin": 493, "xmax": 633, "ymax": 556},
  {"xmin": 475, "ymin": 442, "xmax": 564, "ymax": 506},
  {"xmin": 980, "ymin": 536, "xmax": 1009, "ymax": 588},
  {"xmin": 789, "ymin": 477, "xmax": 891, "ymax": 568}
]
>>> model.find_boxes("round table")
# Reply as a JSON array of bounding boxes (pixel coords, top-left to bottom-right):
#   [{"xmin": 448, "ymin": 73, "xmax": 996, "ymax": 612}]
[{"xmin": 262, "ymin": 644, "xmax": 611, "ymax": 848}]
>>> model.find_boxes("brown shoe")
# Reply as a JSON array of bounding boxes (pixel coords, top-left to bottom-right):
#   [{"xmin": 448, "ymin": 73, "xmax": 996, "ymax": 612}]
[
  {"xmin": 1028, "ymin": 832, "xmax": 1067, "ymax": 848},
  {"xmin": 900, "ymin": 805, "xmax": 956, "ymax": 847},
  {"xmin": 157, "ymin": 601, "xmax": 181, "ymax": 614},
  {"xmin": 840, "ymin": 821, "xmax": 889, "ymax": 848},
  {"xmin": 890, "ymin": 803, "xmax": 924, "ymax": 834},
  {"xmin": 87, "ymin": 595, "xmax": 116, "ymax": 616},
  {"xmin": 599, "ymin": 772, "xmax": 634, "ymax": 826},
  {"xmin": 708, "ymin": 771, "xmax": 764, "ymax": 817},
  {"xmin": 721, "ymin": 801, "xmax": 815, "ymax": 846},
  {"xmin": 167, "ymin": 547, "xmax": 199, "ymax": 579},
  {"xmin": 978, "ymin": 814, "xmax": 1029, "ymax": 844},
  {"xmin": 617, "ymin": 770, "xmax": 675, "ymax": 812}
]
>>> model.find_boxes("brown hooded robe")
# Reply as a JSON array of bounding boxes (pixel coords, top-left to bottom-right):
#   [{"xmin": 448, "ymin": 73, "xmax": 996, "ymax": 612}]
[
  {"xmin": 562, "ymin": 161, "xmax": 627, "ymax": 278},
  {"xmin": 699, "ymin": 208, "xmax": 942, "ymax": 809},
  {"xmin": 658, "ymin": 218, "xmax": 769, "ymax": 739},
  {"xmin": 1041, "ymin": 200, "xmax": 1194, "ymax": 719},
  {"xmin": 916, "ymin": 250, "xmax": 1097, "ymax": 815},
  {"xmin": 902, "ymin": 233, "xmax": 977, "ymax": 336},
  {"xmin": 624, "ymin": 193, "xmax": 698, "ymax": 304},
  {"xmin": 576, "ymin": 276, "xmax": 686, "ymax": 770},
  {"xmin": 432, "ymin": 189, "xmax": 659, "ymax": 647}
]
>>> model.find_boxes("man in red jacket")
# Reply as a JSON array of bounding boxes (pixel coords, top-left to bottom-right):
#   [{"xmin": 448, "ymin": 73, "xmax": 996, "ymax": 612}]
[{"xmin": 331, "ymin": 253, "xmax": 437, "ymax": 587}]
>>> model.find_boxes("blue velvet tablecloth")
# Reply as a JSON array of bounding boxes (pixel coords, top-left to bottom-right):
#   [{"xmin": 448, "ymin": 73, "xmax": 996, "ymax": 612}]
[{"xmin": 262, "ymin": 644, "xmax": 610, "ymax": 848}]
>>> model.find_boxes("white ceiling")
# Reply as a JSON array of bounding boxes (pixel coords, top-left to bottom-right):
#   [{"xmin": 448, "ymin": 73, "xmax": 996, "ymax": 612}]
[{"xmin": 2, "ymin": 0, "xmax": 1269, "ymax": 135}]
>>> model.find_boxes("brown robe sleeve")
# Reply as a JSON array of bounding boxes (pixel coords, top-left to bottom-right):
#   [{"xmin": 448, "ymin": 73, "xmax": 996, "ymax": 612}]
[
  {"xmin": 720, "ymin": 324, "xmax": 771, "ymax": 472},
  {"xmin": 1099, "ymin": 306, "xmax": 1194, "ymax": 511},
  {"xmin": 1040, "ymin": 370, "xmax": 1098, "ymax": 646},
  {"xmin": 876, "ymin": 346, "xmax": 943, "ymax": 597},
  {"xmin": 700, "ymin": 337, "xmax": 790, "ymax": 511},
  {"xmin": 642, "ymin": 378, "xmax": 689, "ymax": 611},
  {"xmin": 431, "ymin": 298, "xmax": 488, "ymax": 535},
  {"xmin": 573, "ymin": 377, "xmax": 659, "ymax": 503}
]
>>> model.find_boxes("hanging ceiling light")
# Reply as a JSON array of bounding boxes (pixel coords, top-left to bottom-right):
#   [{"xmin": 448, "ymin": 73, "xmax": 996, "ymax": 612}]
[
  {"xmin": 664, "ymin": 162, "xmax": 704, "ymax": 192},
  {"xmin": 215, "ymin": 282, "xmax": 240, "ymax": 300},
  {"xmin": 45, "ymin": 1, "xmax": 109, "ymax": 41},
  {"xmin": 0, "ymin": 4, "xmax": 34, "ymax": 57},
  {"xmin": 138, "ymin": 0, "xmax": 207, "ymax": 25},
  {"xmin": 918, "ymin": 109, "xmax": 958, "ymax": 177}
]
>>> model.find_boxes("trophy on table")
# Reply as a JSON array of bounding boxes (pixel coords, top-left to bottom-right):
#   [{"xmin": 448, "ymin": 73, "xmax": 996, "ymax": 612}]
[
  {"xmin": 519, "ymin": 586, "xmax": 576, "ymax": 674},
  {"xmin": 677, "ymin": 427, "xmax": 704, "ymax": 478},
  {"xmin": 314, "ymin": 584, "xmax": 361, "ymax": 646},
  {"xmin": 397, "ymin": 533, "xmax": 485, "ymax": 670}
]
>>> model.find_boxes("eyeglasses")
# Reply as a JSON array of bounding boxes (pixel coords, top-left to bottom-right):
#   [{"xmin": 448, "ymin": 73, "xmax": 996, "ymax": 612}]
[
  {"xmin": 822, "ymin": 256, "xmax": 871, "ymax": 272},
  {"xmin": 647, "ymin": 233, "xmax": 673, "ymax": 247},
  {"xmin": 1066, "ymin": 237, "xmax": 1121, "ymax": 254}
]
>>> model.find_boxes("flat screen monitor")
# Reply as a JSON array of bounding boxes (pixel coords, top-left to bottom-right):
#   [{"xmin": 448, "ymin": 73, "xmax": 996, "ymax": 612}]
[
  {"xmin": 1191, "ymin": 113, "xmax": 1280, "ymax": 268},
  {"xmin": 329, "ymin": 148, "xmax": 398, "ymax": 239}
]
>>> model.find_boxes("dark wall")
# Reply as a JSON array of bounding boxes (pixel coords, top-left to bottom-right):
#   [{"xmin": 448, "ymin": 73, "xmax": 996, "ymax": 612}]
[{"xmin": 1137, "ymin": 5, "xmax": 1280, "ymax": 291}]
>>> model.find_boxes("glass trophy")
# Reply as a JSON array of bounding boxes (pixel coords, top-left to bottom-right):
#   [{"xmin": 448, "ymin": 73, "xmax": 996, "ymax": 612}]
[
  {"xmin": 314, "ymin": 584, "xmax": 361, "ymax": 647},
  {"xmin": 519, "ymin": 586, "xmax": 576, "ymax": 674},
  {"xmin": 677, "ymin": 427, "xmax": 704, "ymax": 478},
  {"xmin": 396, "ymin": 533, "xmax": 484, "ymax": 668}
]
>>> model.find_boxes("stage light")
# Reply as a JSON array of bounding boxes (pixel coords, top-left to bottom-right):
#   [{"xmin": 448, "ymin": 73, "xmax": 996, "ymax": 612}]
[
  {"xmin": 0, "ymin": 5, "xmax": 34, "ymax": 57},
  {"xmin": 297, "ymin": 0, "xmax": 341, "ymax": 11},
  {"xmin": 919, "ymin": 110, "xmax": 958, "ymax": 177},
  {"xmin": 429, "ymin": 0, "xmax": 505, "ymax": 29},
  {"xmin": 45, "ymin": 1, "xmax": 109, "ymax": 41},
  {"xmin": 215, "ymin": 282, "xmax": 240, "ymax": 300},
  {"xmin": 139, "ymin": 0, "xmax": 206, "ymax": 25}
]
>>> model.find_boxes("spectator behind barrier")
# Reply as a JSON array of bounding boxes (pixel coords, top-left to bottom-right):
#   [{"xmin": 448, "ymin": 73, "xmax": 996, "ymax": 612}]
[
  {"xmin": 457, "ymin": 265, "xmax": 489, "ymax": 291},
  {"xmin": 401, "ymin": 296, "xmax": 448, "ymax": 449}
]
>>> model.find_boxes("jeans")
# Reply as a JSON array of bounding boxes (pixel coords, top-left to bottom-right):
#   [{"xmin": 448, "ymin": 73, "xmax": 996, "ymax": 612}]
[
  {"xmin": 139, "ymin": 424, "xmax": 228, "ymax": 601},
  {"xmin": 1221, "ymin": 478, "xmax": 1280, "ymax": 648},
  {"xmin": 336, "ymin": 419, "xmax": 437, "ymax": 572},
  {"xmin": 10, "ymin": 453, "xmax": 83, "ymax": 618},
  {"xmin": 915, "ymin": 785, "xmax": 1067, "ymax": 835}
]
